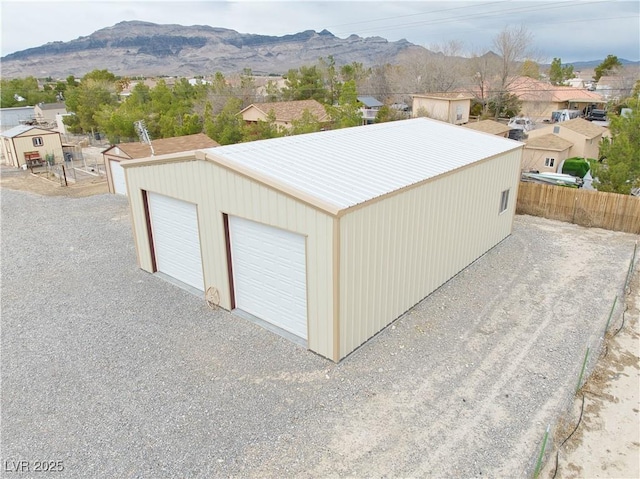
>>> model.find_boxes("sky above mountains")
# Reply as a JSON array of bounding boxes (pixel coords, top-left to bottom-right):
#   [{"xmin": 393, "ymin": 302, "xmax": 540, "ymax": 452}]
[{"xmin": 1, "ymin": 0, "xmax": 639, "ymax": 63}]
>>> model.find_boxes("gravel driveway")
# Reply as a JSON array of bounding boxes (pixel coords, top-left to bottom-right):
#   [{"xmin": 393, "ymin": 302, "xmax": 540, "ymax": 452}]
[{"xmin": 1, "ymin": 188, "xmax": 637, "ymax": 478}]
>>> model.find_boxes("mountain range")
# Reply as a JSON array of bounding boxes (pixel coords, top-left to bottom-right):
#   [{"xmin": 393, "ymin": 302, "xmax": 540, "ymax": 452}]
[
  {"xmin": 0, "ymin": 21, "xmax": 426, "ymax": 78},
  {"xmin": 2, "ymin": 21, "xmax": 637, "ymax": 79}
]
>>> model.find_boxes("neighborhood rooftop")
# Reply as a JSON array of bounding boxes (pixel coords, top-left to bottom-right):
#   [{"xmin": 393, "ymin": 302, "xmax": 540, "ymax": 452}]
[
  {"xmin": 524, "ymin": 133, "xmax": 574, "ymax": 151},
  {"xmin": 556, "ymin": 117, "xmax": 608, "ymax": 138},
  {"xmin": 1, "ymin": 125, "xmax": 45, "ymax": 138},
  {"xmin": 103, "ymin": 133, "xmax": 219, "ymax": 159},
  {"xmin": 201, "ymin": 117, "xmax": 522, "ymax": 211}
]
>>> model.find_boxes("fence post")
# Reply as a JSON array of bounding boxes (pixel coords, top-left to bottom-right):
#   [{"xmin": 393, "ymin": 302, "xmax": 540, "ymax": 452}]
[
  {"xmin": 533, "ymin": 424, "xmax": 550, "ymax": 478},
  {"xmin": 576, "ymin": 347, "xmax": 590, "ymax": 394},
  {"xmin": 604, "ymin": 296, "xmax": 618, "ymax": 334}
]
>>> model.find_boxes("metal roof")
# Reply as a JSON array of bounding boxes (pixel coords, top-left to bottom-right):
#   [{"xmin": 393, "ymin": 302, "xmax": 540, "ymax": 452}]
[
  {"xmin": 357, "ymin": 96, "xmax": 384, "ymax": 108},
  {"xmin": 0, "ymin": 125, "xmax": 55, "ymax": 138},
  {"xmin": 202, "ymin": 117, "xmax": 522, "ymax": 211}
]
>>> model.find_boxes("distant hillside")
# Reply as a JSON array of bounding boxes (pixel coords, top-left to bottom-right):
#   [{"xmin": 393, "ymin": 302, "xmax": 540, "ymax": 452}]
[
  {"xmin": 0, "ymin": 21, "xmax": 426, "ymax": 78},
  {"xmin": 538, "ymin": 59, "xmax": 640, "ymax": 69}
]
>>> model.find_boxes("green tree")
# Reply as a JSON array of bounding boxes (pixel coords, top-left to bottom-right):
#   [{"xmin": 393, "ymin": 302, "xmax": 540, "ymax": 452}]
[
  {"xmin": 64, "ymin": 70, "xmax": 119, "ymax": 134},
  {"xmin": 592, "ymin": 98, "xmax": 640, "ymax": 194},
  {"xmin": 290, "ymin": 109, "xmax": 323, "ymax": 135},
  {"xmin": 318, "ymin": 55, "xmax": 341, "ymax": 105},
  {"xmin": 206, "ymin": 97, "xmax": 244, "ymax": 145},
  {"xmin": 548, "ymin": 58, "xmax": 574, "ymax": 85},
  {"xmin": 242, "ymin": 110, "xmax": 284, "ymax": 142},
  {"xmin": 282, "ymin": 65, "xmax": 326, "ymax": 101},
  {"xmin": 521, "ymin": 59, "xmax": 541, "ymax": 79},
  {"xmin": 488, "ymin": 93, "xmax": 521, "ymax": 118},
  {"xmin": 594, "ymin": 54, "xmax": 623, "ymax": 82},
  {"xmin": 326, "ymin": 80, "xmax": 362, "ymax": 128},
  {"xmin": 0, "ymin": 76, "xmax": 58, "ymax": 108},
  {"xmin": 374, "ymin": 105, "xmax": 404, "ymax": 123}
]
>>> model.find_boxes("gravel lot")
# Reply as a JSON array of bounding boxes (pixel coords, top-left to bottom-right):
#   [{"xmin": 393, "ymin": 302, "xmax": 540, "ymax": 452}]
[{"xmin": 1, "ymin": 188, "xmax": 637, "ymax": 478}]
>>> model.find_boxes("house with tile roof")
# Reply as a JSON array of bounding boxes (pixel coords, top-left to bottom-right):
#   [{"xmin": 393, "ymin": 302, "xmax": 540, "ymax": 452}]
[
  {"xmin": 462, "ymin": 119, "xmax": 511, "ymax": 138},
  {"xmin": 527, "ymin": 118, "xmax": 608, "ymax": 160},
  {"xmin": 102, "ymin": 133, "xmax": 219, "ymax": 195},
  {"xmin": 411, "ymin": 92, "xmax": 474, "ymax": 125},
  {"xmin": 507, "ymin": 76, "xmax": 606, "ymax": 121},
  {"xmin": 239, "ymin": 99, "xmax": 330, "ymax": 130}
]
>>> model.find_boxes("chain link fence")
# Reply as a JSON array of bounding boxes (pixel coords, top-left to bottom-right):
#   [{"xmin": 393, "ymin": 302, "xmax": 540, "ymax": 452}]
[{"xmin": 529, "ymin": 241, "xmax": 638, "ymax": 478}]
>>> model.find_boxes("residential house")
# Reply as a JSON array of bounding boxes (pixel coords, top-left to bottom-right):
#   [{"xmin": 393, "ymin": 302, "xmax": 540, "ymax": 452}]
[
  {"xmin": 595, "ymin": 74, "xmax": 636, "ymax": 101},
  {"xmin": 508, "ymin": 76, "xmax": 605, "ymax": 121},
  {"xmin": 527, "ymin": 118, "xmax": 607, "ymax": 160},
  {"xmin": 34, "ymin": 102, "xmax": 67, "ymax": 127},
  {"xmin": 522, "ymin": 134, "xmax": 573, "ymax": 173},
  {"xmin": 566, "ymin": 78, "xmax": 587, "ymax": 89},
  {"xmin": 1, "ymin": 125, "xmax": 64, "ymax": 168},
  {"xmin": 463, "ymin": 119, "xmax": 511, "ymax": 138},
  {"xmin": 357, "ymin": 96, "xmax": 384, "ymax": 124},
  {"xmin": 411, "ymin": 93, "xmax": 473, "ymax": 125},
  {"xmin": 102, "ymin": 133, "xmax": 219, "ymax": 195},
  {"xmin": 239, "ymin": 99, "xmax": 330, "ymax": 130}
]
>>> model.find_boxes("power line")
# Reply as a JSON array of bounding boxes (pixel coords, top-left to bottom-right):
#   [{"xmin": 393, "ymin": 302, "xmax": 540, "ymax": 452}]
[{"xmin": 331, "ymin": 0, "xmax": 610, "ymax": 38}]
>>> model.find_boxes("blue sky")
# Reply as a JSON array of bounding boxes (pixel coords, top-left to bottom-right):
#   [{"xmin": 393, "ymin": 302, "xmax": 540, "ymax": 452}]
[{"xmin": 1, "ymin": 0, "xmax": 639, "ymax": 62}]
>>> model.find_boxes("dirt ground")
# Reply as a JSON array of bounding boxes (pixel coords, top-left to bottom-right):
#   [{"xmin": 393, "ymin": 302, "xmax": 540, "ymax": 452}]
[
  {"xmin": 540, "ymin": 272, "xmax": 640, "ymax": 479},
  {"xmin": 0, "ymin": 166, "xmax": 640, "ymax": 478},
  {"xmin": 0, "ymin": 164, "xmax": 109, "ymax": 197}
]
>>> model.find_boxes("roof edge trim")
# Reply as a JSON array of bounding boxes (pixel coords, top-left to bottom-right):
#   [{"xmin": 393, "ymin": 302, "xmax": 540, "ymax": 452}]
[
  {"xmin": 201, "ymin": 150, "xmax": 341, "ymax": 216},
  {"xmin": 119, "ymin": 151, "xmax": 200, "ymax": 168}
]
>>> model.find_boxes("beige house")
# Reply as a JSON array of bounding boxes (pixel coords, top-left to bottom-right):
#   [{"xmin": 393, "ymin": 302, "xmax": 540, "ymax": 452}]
[
  {"xmin": 1, "ymin": 125, "xmax": 63, "ymax": 168},
  {"xmin": 508, "ymin": 76, "xmax": 605, "ymax": 121},
  {"xmin": 102, "ymin": 133, "xmax": 219, "ymax": 195},
  {"xmin": 463, "ymin": 119, "xmax": 511, "ymax": 137},
  {"xmin": 34, "ymin": 102, "xmax": 67, "ymax": 126},
  {"xmin": 411, "ymin": 93, "xmax": 473, "ymax": 125},
  {"xmin": 239, "ymin": 99, "xmax": 330, "ymax": 130},
  {"xmin": 522, "ymin": 134, "xmax": 573, "ymax": 173},
  {"xmin": 527, "ymin": 118, "xmax": 607, "ymax": 160},
  {"xmin": 121, "ymin": 118, "xmax": 522, "ymax": 361}
]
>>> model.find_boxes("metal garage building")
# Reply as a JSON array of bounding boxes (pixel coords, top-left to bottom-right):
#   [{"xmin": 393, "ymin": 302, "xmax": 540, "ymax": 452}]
[{"xmin": 122, "ymin": 118, "xmax": 523, "ymax": 361}]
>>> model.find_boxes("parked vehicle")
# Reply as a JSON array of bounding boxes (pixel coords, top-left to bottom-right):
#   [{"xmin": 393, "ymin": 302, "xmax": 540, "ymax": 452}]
[
  {"xmin": 507, "ymin": 116, "xmax": 535, "ymax": 132},
  {"xmin": 584, "ymin": 105, "xmax": 607, "ymax": 122},
  {"xmin": 551, "ymin": 109, "xmax": 582, "ymax": 123}
]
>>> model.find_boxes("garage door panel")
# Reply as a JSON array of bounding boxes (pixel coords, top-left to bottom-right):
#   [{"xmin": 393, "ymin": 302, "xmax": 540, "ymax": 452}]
[
  {"xmin": 148, "ymin": 192, "xmax": 204, "ymax": 291},
  {"xmin": 229, "ymin": 216, "xmax": 307, "ymax": 339},
  {"xmin": 110, "ymin": 160, "xmax": 127, "ymax": 195}
]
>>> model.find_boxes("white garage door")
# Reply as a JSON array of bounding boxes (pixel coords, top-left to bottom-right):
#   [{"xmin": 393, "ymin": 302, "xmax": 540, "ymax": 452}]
[
  {"xmin": 110, "ymin": 160, "xmax": 127, "ymax": 195},
  {"xmin": 147, "ymin": 192, "xmax": 204, "ymax": 291},
  {"xmin": 229, "ymin": 216, "xmax": 308, "ymax": 340}
]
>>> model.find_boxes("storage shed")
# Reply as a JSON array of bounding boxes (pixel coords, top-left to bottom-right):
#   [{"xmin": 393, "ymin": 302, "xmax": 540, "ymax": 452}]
[
  {"xmin": 103, "ymin": 133, "xmax": 219, "ymax": 195},
  {"xmin": 122, "ymin": 118, "xmax": 523, "ymax": 361}
]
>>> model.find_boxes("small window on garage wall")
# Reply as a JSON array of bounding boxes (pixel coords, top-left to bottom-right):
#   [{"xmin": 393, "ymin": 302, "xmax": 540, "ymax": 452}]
[
  {"xmin": 32, "ymin": 137, "xmax": 43, "ymax": 146},
  {"xmin": 499, "ymin": 189, "xmax": 509, "ymax": 214},
  {"xmin": 545, "ymin": 158, "xmax": 555, "ymax": 167}
]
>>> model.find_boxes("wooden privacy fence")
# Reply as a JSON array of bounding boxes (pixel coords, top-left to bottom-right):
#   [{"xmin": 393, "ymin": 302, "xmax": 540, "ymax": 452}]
[{"xmin": 517, "ymin": 182, "xmax": 640, "ymax": 234}]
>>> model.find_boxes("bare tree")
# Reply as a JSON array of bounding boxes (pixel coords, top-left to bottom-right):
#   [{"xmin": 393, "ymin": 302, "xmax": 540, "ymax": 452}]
[
  {"xmin": 491, "ymin": 25, "xmax": 534, "ymax": 118},
  {"xmin": 467, "ymin": 50, "xmax": 501, "ymax": 117}
]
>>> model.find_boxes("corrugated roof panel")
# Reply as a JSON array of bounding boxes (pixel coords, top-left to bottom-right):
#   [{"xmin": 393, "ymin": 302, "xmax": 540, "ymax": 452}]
[{"xmin": 203, "ymin": 117, "xmax": 522, "ymax": 210}]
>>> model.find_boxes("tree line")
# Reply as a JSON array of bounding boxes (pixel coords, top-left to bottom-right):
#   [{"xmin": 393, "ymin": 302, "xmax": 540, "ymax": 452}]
[{"xmin": 0, "ymin": 26, "xmax": 636, "ymax": 193}]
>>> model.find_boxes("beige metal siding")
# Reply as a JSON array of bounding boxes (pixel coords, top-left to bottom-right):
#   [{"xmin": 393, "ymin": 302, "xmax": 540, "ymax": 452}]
[
  {"xmin": 12, "ymin": 133, "xmax": 63, "ymax": 166},
  {"xmin": 338, "ymin": 149, "xmax": 522, "ymax": 358},
  {"xmin": 125, "ymin": 159, "xmax": 336, "ymax": 359}
]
